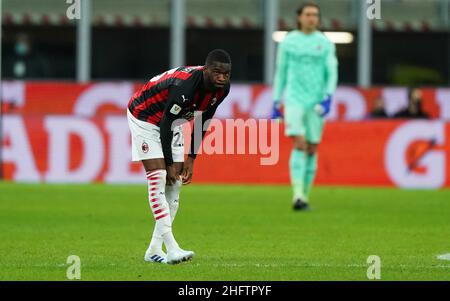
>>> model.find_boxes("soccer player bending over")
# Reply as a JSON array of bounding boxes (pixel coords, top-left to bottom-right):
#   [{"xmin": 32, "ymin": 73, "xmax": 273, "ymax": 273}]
[
  {"xmin": 127, "ymin": 50, "xmax": 231, "ymax": 264},
  {"xmin": 272, "ymin": 3, "xmax": 338, "ymax": 211}
]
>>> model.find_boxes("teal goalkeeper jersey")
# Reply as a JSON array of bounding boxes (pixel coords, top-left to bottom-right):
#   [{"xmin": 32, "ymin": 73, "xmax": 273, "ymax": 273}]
[{"xmin": 273, "ymin": 30, "xmax": 338, "ymax": 108}]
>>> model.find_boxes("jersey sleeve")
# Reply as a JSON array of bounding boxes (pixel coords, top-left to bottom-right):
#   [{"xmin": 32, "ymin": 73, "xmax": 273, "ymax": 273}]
[
  {"xmin": 189, "ymin": 86, "xmax": 230, "ymax": 159},
  {"xmin": 324, "ymin": 42, "xmax": 338, "ymax": 96},
  {"xmin": 273, "ymin": 40, "xmax": 289, "ymax": 103},
  {"xmin": 160, "ymin": 85, "xmax": 192, "ymax": 166}
]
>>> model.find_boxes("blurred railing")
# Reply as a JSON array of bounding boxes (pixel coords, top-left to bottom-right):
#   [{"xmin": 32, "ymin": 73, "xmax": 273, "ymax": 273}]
[{"xmin": 3, "ymin": 0, "xmax": 450, "ymax": 31}]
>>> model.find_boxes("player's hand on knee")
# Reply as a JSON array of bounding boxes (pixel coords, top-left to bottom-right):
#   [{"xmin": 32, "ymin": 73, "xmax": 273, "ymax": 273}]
[
  {"xmin": 271, "ymin": 102, "xmax": 283, "ymax": 120},
  {"xmin": 181, "ymin": 157, "xmax": 194, "ymax": 185},
  {"xmin": 166, "ymin": 165, "xmax": 178, "ymax": 185},
  {"xmin": 315, "ymin": 94, "xmax": 332, "ymax": 117}
]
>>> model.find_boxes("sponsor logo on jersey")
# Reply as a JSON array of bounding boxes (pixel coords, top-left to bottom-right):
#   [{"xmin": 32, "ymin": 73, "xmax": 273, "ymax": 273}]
[
  {"xmin": 170, "ymin": 104, "xmax": 182, "ymax": 115},
  {"xmin": 183, "ymin": 111, "xmax": 194, "ymax": 120}
]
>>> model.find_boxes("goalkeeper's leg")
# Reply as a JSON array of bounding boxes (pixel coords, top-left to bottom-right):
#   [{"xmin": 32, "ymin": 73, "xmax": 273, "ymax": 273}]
[
  {"xmin": 304, "ymin": 143, "xmax": 318, "ymax": 202},
  {"xmin": 290, "ymin": 135, "xmax": 308, "ymax": 203},
  {"xmin": 285, "ymin": 104, "xmax": 309, "ymax": 209},
  {"xmin": 303, "ymin": 109, "xmax": 324, "ymax": 203}
]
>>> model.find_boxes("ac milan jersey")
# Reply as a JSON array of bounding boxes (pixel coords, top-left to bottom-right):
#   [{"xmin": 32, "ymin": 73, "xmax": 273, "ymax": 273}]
[
  {"xmin": 127, "ymin": 65, "xmax": 230, "ymax": 165},
  {"xmin": 127, "ymin": 66, "xmax": 229, "ymax": 126}
]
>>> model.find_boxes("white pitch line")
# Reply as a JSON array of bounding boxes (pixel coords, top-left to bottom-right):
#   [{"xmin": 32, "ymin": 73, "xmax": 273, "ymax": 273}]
[
  {"xmin": 437, "ymin": 253, "xmax": 450, "ymax": 261},
  {"xmin": 210, "ymin": 263, "xmax": 450, "ymax": 269}
]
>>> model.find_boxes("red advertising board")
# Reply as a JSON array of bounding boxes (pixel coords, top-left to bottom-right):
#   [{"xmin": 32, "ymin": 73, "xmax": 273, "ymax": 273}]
[
  {"xmin": 1, "ymin": 82, "xmax": 449, "ymax": 187},
  {"xmin": 2, "ymin": 81, "xmax": 450, "ymax": 120}
]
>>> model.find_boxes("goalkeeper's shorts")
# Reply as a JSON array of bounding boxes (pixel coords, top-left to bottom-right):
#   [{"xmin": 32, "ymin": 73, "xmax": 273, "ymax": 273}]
[
  {"xmin": 127, "ymin": 109, "xmax": 185, "ymax": 162},
  {"xmin": 284, "ymin": 103, "xmax": 324, "ymax": 143}
]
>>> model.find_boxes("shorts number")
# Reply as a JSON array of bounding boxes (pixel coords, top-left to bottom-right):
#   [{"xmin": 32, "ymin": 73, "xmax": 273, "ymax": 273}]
[{"xmin": 173, "ymin": 132, "xmax": 183, "ymax": 147}]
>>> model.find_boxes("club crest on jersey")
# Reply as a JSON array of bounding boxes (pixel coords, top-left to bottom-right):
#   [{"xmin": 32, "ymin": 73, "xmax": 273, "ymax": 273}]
[
  {"xmin": 170, "ymin": 104, "xmax": 182, "ymax": 115},
  {"xmin": 142, "ymin": 141, "xmax": 149, "ymax": 153},
  {"xmin": 211, "ymin": 97, "xmax": 218, "ymax": 106}
]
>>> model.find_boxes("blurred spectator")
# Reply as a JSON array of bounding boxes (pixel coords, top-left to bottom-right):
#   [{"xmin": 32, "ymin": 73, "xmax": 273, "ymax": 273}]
[
  {"xmin": 393, "ymin": 87, "xmax": 429, "ymax": 119},
  {"xmin": 369, "ymin": 97, "xmax": 388, "ymax": 118},
  {"xmin": 4, "ymin": 33, "xmax": 49, "ymax": 79}
]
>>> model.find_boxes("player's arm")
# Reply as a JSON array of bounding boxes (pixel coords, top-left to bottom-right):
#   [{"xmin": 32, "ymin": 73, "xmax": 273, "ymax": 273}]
[
  {"xmin": 272, "ymin": 40, "xmax": 289, "ymax": 119},
  {"xmin": 316, "ymin": 42, "xmax": 339, "ymax": 117},
  {"xmin": 325, "ymin": 42, "xmax": 338, "ymax": 96},
  {"xmin": 160, "ymin": 85, "xmax": 190, "ymax": 183},
  {"xmin": 181, "ymin": 88, "xmax": 230, "ymax": 185},
  {"xmin": 273, "ymin": 40, "xmax": 289, "ymax": 102}
]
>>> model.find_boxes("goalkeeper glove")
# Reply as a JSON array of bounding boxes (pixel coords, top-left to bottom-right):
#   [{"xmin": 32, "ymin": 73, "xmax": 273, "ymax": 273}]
[
  {"xmin": 314, "ymin": 94, "xmax": 332, "ymax": 117},
  {"xmin": 271, "ymin": 102, "xmax": 283, "ymax": 120}
]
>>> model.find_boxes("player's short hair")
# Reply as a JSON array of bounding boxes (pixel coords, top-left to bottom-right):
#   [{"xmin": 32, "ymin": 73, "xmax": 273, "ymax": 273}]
[
  {"xmin": 296, "ymin": 2, "xmax": 321, "ymax": 29},
  {"xmin": 205, "ymin": 49, "xmax": 232, "ymax": 67}
]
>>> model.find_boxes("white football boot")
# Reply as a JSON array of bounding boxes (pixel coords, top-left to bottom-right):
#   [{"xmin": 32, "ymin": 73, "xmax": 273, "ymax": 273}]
[
  {"xmin": 166, "ymin": 249, "xmax": 195, "ymax": 264},
  {"xmin": 144, "ymin": 250, "xmax": 168, "ymax": 264}
]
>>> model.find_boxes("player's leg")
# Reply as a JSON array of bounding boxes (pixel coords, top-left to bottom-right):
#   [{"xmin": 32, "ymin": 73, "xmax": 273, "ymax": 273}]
[
  {"xmin": 144, "ymin": 160, "xmax": 182, "ymax": 260},
  {"xmin": 304, "ymin": 107, "xmax": 325, "ymax": 202},
  {"xmin": 143, "ymin": 159, "xmax": 193, "ymax": 264},
  {"xmin": 164, "ymin": 127, "xmax": 194, "ymax": 263},
  {"xmin": 152, "ymin": 125, "xmax": 193, "ymax": 264},
  {"xmin": 304, "ymin": 143, "xmax": 318, "ymax": 201},
  {"xmin": 127, "ymin": 111, "xmax": 192, "ymax": 264},
  {"xmin": 142, "ymin": 158, "xmax": 173, "ymax": 263},
  {"xmin": 165, "ymin": 163, "xmax": 182, "ymax": 224},
  {"xmin": 165, "ymin": 126, "xmax": 185, "ymax": 226},
  {"xmin": 149, "ymin": 160, "xmax": 182, "ymax": 254},
  {"xmin": 284, "ymin": 104, "xmax": 309, "ymax": 208},
  {"xmin": 290, "ymin": 135, "xmax": 308, "ymax": 202}
]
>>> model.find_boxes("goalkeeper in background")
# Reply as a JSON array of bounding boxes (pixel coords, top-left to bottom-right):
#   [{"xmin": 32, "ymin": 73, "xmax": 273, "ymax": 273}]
[{"xmin": 272, "ymin": 2, "xmax": 338, "ymax": 211}]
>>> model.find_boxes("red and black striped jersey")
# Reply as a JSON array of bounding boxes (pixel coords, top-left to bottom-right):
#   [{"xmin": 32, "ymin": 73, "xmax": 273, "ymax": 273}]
[{"xmin": 127, "ymin": 66, "xmax": 229, "ymax": 126}]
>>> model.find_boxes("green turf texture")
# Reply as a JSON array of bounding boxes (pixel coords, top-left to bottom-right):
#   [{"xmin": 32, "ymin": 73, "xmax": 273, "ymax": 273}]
[{"xmin": 0, "ymin": 182, "xmax": 449, "ymax": 281}]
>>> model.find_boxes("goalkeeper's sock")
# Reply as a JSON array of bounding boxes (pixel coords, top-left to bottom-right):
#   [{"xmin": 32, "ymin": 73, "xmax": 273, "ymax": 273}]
[
  {"xmin": 304, "ymin": 153, "xmax": 318, "ymax": 202},
  {"xmin": 146, "ymin": 169, "xmax": 179, "ymax": 253},
  {"xmin": 289, "ymin": 149, "xmax": 307, "ymax": 201}
]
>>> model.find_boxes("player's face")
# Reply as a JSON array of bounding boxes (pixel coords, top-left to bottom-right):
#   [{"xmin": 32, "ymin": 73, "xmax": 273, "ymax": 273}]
[
  {"xmin": 411, "ymin": 89, "xmax": 422, "ymax": 101},
  {"xmin": 204, "ymin": 62, "xmax": 231, "ymax": 91},
  {"xmin": 299, "ymin": 6, "xmax": 320, "ymax": 31}
]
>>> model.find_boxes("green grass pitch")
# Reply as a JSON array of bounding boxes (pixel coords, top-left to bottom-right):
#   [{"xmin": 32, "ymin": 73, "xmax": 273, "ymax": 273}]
[{"xmin": 0, "ymin": 182, "xmax": 449, "ymax": 281}]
